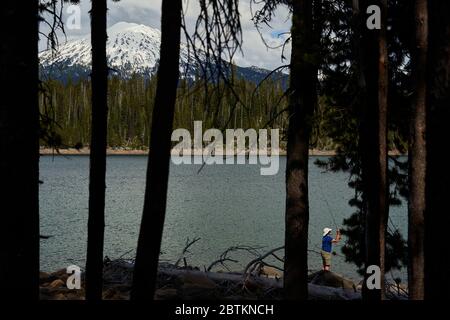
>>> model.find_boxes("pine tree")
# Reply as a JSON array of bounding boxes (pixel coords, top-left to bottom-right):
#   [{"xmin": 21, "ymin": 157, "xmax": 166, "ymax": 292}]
[
  {"xmin": 85, "ymin": 0, "xmax": 109, "ymax": 300},
  {"xmin": 131, "ymin": 0, "xmax": 183, "ymax": 300},
  {"xmin": 284, "ymin": 0, "xmax": 318, "ymax": 300},
  {"xmin": 425, "ymin": 0, "xmax": 450, "ymax": 300},
  {"xmin": 408, "ymin": 0, "xmax": 427, "ymax": 300},
  {"xmin": 0, "ymin": 0, "xmax": 40, "ymax": 300}
]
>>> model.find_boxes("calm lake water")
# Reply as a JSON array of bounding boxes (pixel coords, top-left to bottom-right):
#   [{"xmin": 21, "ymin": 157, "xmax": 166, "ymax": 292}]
[{"xmin": 39, "ymin": 155, "xmax": 407, "ymax": 282}]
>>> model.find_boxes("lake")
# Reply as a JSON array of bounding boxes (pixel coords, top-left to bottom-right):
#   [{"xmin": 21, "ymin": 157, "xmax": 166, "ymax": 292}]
[{"xmin": 39, "ymin": 155, "xmax": 408, "ymax": 282}]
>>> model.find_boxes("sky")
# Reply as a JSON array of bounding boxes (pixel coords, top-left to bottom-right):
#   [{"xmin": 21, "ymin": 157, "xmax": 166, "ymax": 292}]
[{"xmin": 39, "ymin": 0, "xmax": 292, "ymax": 70}]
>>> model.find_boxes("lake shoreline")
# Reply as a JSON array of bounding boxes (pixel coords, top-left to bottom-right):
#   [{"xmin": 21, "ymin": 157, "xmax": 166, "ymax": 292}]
[
  {"xmin": 39, "ymin": 259, "xmax": 408, "ymax": 300},
  {"xmin": 39, "ymin": 147, "xmax": 406, "ymax": 156}
]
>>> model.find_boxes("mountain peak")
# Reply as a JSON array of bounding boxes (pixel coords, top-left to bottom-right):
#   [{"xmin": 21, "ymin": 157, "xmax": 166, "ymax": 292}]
[
  {"xmin": 39, "ymin": 21, "xmax": 276, "ymax": 84},
  {"xmin": 40, "ymin": 21, "xmax": 163, "ymax": 77},
  {"xmin": 107, "ymin": 21, "xmax": 160, "ymax": 38}
]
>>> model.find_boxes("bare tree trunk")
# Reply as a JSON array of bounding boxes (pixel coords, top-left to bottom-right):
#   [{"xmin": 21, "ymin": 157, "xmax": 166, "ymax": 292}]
[
  {"xmin": 131, "ymin": 0, "xmax": 182, "ymax": 300},
  {"xmin": 358, "ymin": 0, "xmax": 388, "ymax": 300},
  {"xmin": 0, "ymin": 0, "xmax": 40, "ymax": 300},
  {"xmin": 377, "ymin": 0, "xmax": 389, "ymax": 300},
  {"xmin": 408, "ymin": 0, "xmax": 427, "ymax": 300},
  {"xmin": 86, "ymin": 0, "xmax": 108, "ymax": 301},
  {"xmin": 284, "ymin": 0, "xmax": 317, "ymax": 300},
  {"xmin": 425, "ymin": 0, "xmax": 450, "ymax": 300}
]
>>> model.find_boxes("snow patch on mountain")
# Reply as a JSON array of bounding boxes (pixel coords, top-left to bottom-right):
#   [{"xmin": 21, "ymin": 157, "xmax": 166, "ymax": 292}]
[
  {"xmin": 39, "ymin": 21, "xmax": 282, "ymax": 84},
  {"xmin": 40, "ymin": 22, "xmax": 191, "ymax": 77}
]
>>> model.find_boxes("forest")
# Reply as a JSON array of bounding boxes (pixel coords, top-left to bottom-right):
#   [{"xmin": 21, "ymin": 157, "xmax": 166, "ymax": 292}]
[
  {"xmin": 40, "ymin": 76, "xmax": 293, "ymax": 149},
  {"xmin": 41, "ymin": 73, "xmax": 409, "ymax": 152},
  {"xmin": 0, "ymin": 0, "xmax": 449, "ymax": 305}
]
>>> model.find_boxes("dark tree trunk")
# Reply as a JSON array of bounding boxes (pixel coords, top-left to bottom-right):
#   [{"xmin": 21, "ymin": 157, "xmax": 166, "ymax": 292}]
[
  {"xmin": 358, "ymin": 0, "xmax": 388, "ymax": 300},
  {"xmin": 408, "ymin": 0, "xmax": 427, "ymax": 300},
  {"xmin": 0, "ymin": 0, "xmax": 40, "ymax": 300},
  {"xmin": 131, "ymin": 0, "xmax": 182, "ymax": 300},
  {"xmin": 377, "ymin": 0, "xmax": 389, "ymax": 300},
  {"xmin": 425, "ymin": 0, "xmax": 450, "ymax": 300},
  {"xmin": 284, "ymin": 0, "xmax": 317, "ymax": 300},
  {"xmin": 86, "ymin": 0, "xmax": 108, "ymax": 301}
]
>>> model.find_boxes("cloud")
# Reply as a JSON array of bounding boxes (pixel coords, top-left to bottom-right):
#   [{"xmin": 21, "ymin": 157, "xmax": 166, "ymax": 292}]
[
  {"xmin": 39, "ymin": 0, "xmax": 291, "ymax": 70},
  {"xmin": 108, "ymin": 6, "xmax": 160, "ymax": 28},
  {"xmin": 232, "ymin": 0, "xmax": 292, "ymax": 69}
]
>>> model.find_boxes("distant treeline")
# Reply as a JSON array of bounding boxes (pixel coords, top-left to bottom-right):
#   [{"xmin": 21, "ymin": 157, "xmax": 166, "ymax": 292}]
[
  {"xmin": 40, "ymin": 76, "xmax": 288, "ymax": 149},
  {"xmin": 39, "ymin": 76, "xmax": 406, "ymax": 151}
]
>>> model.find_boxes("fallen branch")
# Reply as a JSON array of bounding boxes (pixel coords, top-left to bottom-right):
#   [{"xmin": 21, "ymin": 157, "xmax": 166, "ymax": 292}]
[
  {"xmin": 206, "ymin": 245, "xmax": 262, "ymax": 272},
  {"xmin": 243, "ymin": 246, "xmax": 284, "ymax": 275},
  {"xmin": 175, "ymin": 237, "xmax": 201, "ymax": 267}
]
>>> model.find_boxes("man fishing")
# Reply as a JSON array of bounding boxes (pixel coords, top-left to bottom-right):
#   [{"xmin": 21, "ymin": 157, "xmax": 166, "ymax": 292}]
[{"xmin": 321, "ymin": 227, "xmax": 341, "ymax": 271}]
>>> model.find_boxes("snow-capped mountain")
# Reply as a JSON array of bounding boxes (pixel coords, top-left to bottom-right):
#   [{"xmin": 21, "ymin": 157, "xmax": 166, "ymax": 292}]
[
  {"xmin": 39, "ymin": 21, "xmax": 286, "ymax": 84},
  {"xmin": 40, "ymin": 22, "xmax": 174, "ymax": 78}
]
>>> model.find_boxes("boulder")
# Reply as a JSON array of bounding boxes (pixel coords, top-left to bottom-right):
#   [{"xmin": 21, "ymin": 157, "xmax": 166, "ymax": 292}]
[
  {"xmin": 102, "ymin": 287, "xmax": 128, "ymax": 300},
  {"xmin": 308, "ymin": 283, "xmax": 361, "ymax": 300},
  {"xmin": 308, "ymin": 270, "xmax": 357, "ymax": 291},
  {"xmin": 49, "ymin": 268, "xmax": 69, "ymax": 283},
  {"xmin": 259, "ymin": 266, "xmax": 283, "ymax": 279},
  {"xmin": 48, "ymin": 279, "xmax": 65, "ymax": 289},
  {"xmin": 39, "ymin": 271, "xmax": 51, "ymax": 282}
]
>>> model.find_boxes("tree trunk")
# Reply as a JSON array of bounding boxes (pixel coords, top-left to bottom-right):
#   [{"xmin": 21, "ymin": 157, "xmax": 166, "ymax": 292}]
[
  {"xmin": 131, "ymin": 0, "xmax": 182, "ymax": 300},
  {"xmin": 86, "ymin": 0, "xmax": 108, "ymax": 301},
  {"xmin": 284, "ymin": 0, "xmax": 317, "ymax": 300},
  {"xmin": 358, "ymin": 0, "xmax": 388, "ymax": 300},
  {"xmin": 425, "ymin": 0, "xmax": 450, "ymax": 300},
  {"xmin": 0, "ymin": 0, "xmax": 40, "ymax": 300},
  {"xmin": 377, "ymin": 0, "xmax": 389, "ymax": 300},
  {"xmin": 408, "ymin": 0, "xmax": 427, "ymax": 300}
]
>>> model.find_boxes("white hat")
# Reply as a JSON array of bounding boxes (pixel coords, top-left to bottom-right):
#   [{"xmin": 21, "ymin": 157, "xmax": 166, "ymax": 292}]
[{"xmin": 323, "ymin": 228, "xmax": 332, "ymax": 237}]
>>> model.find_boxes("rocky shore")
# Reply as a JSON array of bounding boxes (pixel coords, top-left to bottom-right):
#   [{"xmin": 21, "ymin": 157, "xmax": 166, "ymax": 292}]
[{"xmin": 39, "ymin": 259, "xmax": 370, "ymax": 300}]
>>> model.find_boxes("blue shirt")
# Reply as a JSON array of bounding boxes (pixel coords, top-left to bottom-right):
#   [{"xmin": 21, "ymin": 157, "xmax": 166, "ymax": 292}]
[{"xmin": 322, "ymin": 235, "xmax": 333, "ymax": 252}]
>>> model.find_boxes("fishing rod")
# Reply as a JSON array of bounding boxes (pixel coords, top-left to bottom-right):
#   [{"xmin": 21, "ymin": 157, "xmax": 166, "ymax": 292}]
[
  {"xmin": 321, "ymin": 192, "xmax": 340, "ymax": 231},
  {"xmin": 319, "ymin": 191, "xmax": 349, "ymax": 250}
]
